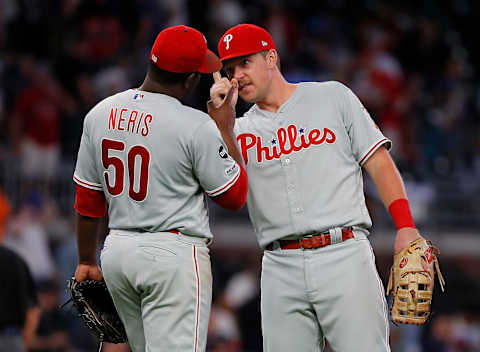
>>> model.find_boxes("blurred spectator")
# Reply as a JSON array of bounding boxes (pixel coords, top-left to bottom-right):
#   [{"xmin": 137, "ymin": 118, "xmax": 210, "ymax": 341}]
[
  {"xmin": 208, "ymin": 0, "xmax": 246, "ymax": 29},
  {"xmin": 28, "ymin": 279, "xmax": 73, "ymax": 352},
  {"xmin": 263, "ymin": 2, "xmax": 301, "ymax": 62},
  {"xmin": 55, "ymin": 234, "xmax": 78, "ymax": 305},
  {"xmin": 4, "ymin": 192, "xmax": 57, "ymax": 283},
  {"xmin": 391, "ymin": 323, "xmax": 423, "ymax": 352},
  {"xmin": 42, "ymin": 200, "xmax": 73, "ymax": 251},
  {"xmin": 60, "ymin": 73, "xmax": 99, "ymax": 159},
  {"xmin": 220, "ymin": 253, "xmax": 262, "ymax": 352},
  {"xmin": 0, "ymin": 188, "xmax": 10, "ymax": 234},
  {"xmin": 0, "ymin": 188, "xmax": 40, "ymax": 352},
  {"xmin": 207, "ymin": 303, "xmax": 242, "ymax": 352},
  {"xmin": 162, "ymin": 0, "xmax": 189, "ymax": 27},
  {"xmin": 10, "ymin": 58, "xmax": 75, "ymax": 182},
  {"xmin": 92, "ymin": 65, "xmax": 129, "ymax": 99},
  {"xmin": 351, "ymin": 21, "xmax": 407, "ymax": 165},
  {"xmin": 68, "ymin": 1, "xmax": 126, "ymax": 66},
  {"xmin": 422, "ymin": 314, "xmax": 456, "ymax": 352}
]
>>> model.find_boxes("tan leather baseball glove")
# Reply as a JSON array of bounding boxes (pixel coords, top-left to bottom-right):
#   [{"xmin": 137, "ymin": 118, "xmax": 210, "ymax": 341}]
[{"xmin": 386, "ymin": 237, "xmax": 445, "ymax": 325}]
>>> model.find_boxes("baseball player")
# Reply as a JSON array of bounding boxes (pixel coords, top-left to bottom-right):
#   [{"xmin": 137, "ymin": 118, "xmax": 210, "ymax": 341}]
[
  {"xmin": 210, "ymin": 24, "xmax": 423, "ymax": 352},
  {"xmin": 72, "ymin": 25, "xmax": 247, "ymax": 352}
]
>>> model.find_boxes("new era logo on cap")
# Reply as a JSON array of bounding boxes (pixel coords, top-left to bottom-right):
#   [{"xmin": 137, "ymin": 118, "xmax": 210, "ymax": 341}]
[{"xmin": 218, "ymin": 24, "xmax": 277, "ymax": 61}]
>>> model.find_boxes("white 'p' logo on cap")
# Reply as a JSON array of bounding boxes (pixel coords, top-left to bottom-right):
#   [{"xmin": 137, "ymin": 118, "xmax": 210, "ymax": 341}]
[{"xmin": 224, "ymin": 34, "xmax": 233, "ymax": 50}]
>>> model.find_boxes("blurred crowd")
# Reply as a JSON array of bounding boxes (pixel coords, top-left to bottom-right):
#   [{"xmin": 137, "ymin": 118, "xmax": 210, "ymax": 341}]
[{"xmin": 0, "ymin": 0, "xmax": 479, "ymax": 351}]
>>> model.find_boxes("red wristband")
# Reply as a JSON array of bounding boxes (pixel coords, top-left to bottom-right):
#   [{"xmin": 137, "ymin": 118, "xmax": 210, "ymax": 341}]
[{"xmin": 388, "ymin": 198, "xmax": 415, "ymax": 230}]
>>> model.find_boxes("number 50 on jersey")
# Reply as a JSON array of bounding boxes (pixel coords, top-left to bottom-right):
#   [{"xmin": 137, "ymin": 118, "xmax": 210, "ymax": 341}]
[{"xmin": 102, "ymin": 138, "xmax": 150, "ymax": 202}]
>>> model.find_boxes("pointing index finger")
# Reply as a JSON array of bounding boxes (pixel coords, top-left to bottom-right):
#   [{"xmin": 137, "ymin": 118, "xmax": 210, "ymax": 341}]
[{"xmin": 212, "ymin": 71, "xmax": 221, "ymax": 83}]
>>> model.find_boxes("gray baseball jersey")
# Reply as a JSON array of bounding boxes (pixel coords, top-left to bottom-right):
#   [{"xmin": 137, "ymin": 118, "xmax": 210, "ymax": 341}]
[
  {"xmin": 74, "ymin": 89, "xmax": 240, "ymax": 238},
  {"xmin": 234, "ymin": 81, "xmax": 391, "ymax": 248}
]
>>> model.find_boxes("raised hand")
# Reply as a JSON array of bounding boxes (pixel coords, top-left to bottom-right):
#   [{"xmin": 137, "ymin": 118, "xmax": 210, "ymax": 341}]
[
  {"xmin": 210, "ymin": 71, "xmax": 238, "ymax": 108},
  {"xmin": 207, "ymin": 78, "xmax": 238, "ymax": 132}
]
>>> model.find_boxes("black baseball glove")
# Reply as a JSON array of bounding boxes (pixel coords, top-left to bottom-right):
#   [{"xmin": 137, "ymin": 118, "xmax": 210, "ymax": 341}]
[{"xmin": 66, "ymin": 278, "xmax": 127, "ymax": 343}]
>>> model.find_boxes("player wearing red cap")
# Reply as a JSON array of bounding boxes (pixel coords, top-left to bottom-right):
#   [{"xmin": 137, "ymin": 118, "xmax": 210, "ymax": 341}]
[
  {"xmin": 73, "ymin": 25, "xmax": 247, "ymax": 351},
  {"xmin": 210, "ymin": 24, "xmax": 424, "ymax": 352}
]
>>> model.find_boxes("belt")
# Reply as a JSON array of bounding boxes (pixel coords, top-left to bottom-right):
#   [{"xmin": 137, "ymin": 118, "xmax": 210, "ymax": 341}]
[
  {"xmin": 266, "ymin": 229, "xmax": 354, "ymax": 250},
  {"xmin": 111, "ymin": 229, "xmax": 179, "ymax": 234}
]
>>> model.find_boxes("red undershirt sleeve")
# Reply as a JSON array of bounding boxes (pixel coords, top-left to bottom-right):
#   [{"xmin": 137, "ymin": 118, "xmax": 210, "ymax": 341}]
[
  {"xmin": 74, "ymin": 184, "xmax": 107, "ymax": 218},
  {"xmin": 210, "ymin": 164, "xmax": 248, "ymax": 211}
]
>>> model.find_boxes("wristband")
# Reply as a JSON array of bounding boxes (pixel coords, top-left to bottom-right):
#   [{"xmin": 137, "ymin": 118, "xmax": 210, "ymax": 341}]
[{"xmin": 388, "ymin": 198, "xmax": 415, "ymax": 230}]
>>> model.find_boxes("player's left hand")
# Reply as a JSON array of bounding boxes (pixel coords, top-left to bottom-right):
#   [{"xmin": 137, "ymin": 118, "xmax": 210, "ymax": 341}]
[
  {"xmin": 387, "ymin": 236, "xmax": 445, "ymax": 325},
  {"xmin": 394, "ymin": 227, "xmax": 421, "ymax": 254},
  {"xmin": 75, "ymin": 263, "xmax": 103, "ymax": 282}
]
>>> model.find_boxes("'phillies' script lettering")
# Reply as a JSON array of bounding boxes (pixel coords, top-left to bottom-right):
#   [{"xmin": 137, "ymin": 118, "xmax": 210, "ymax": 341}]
[{"xmin": 237, "ymin": 125, "xmax": 336, "ymax": 163}]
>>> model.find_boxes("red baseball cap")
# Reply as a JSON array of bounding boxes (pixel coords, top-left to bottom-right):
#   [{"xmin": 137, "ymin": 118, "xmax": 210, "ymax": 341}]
[
  {"xmin": 218, "ymin": 24, "xmax": 277, "ymax": 61},
  {"xmin": 150, "ymin": 25, "xmax": 222, "ymax": 73}
]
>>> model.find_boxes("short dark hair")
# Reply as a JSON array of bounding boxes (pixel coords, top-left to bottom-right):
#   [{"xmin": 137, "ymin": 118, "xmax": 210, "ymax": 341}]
[{"xmin": 147, "ymin": 62, "xmax": 194, "ymax": 85}]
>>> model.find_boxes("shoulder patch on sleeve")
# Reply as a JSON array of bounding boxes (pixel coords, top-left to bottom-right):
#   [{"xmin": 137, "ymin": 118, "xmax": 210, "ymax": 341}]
[
  {"xmin": 225, "ymin": 162, "xmax": 238, "ymax": 177},
  {"xmin": 218, "ymin": 145, "xmax": 228, "ymax": 159}
]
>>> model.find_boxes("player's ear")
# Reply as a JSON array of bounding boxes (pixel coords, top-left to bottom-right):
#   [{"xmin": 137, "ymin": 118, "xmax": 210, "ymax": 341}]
[
  {"xmin": 265, "ymin": 49, "xmax": 278, "ymax": 68},
  {"xmin": 184, "ymin": 72, "xmax": 200, "ymax": 90}
]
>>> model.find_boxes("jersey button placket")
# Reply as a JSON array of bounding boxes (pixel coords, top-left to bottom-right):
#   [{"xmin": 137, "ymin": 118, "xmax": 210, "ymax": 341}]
[
  {"xmin": 293, "ymin": 206, "xmax": 303, "ymax": 213},
  {"xmin": 281, "ymin": 156, "xmax": 303, "ymax": 223},
  {"xmin": 287, "ymin": 183, "xmax": 294, "ymax": 193}
]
